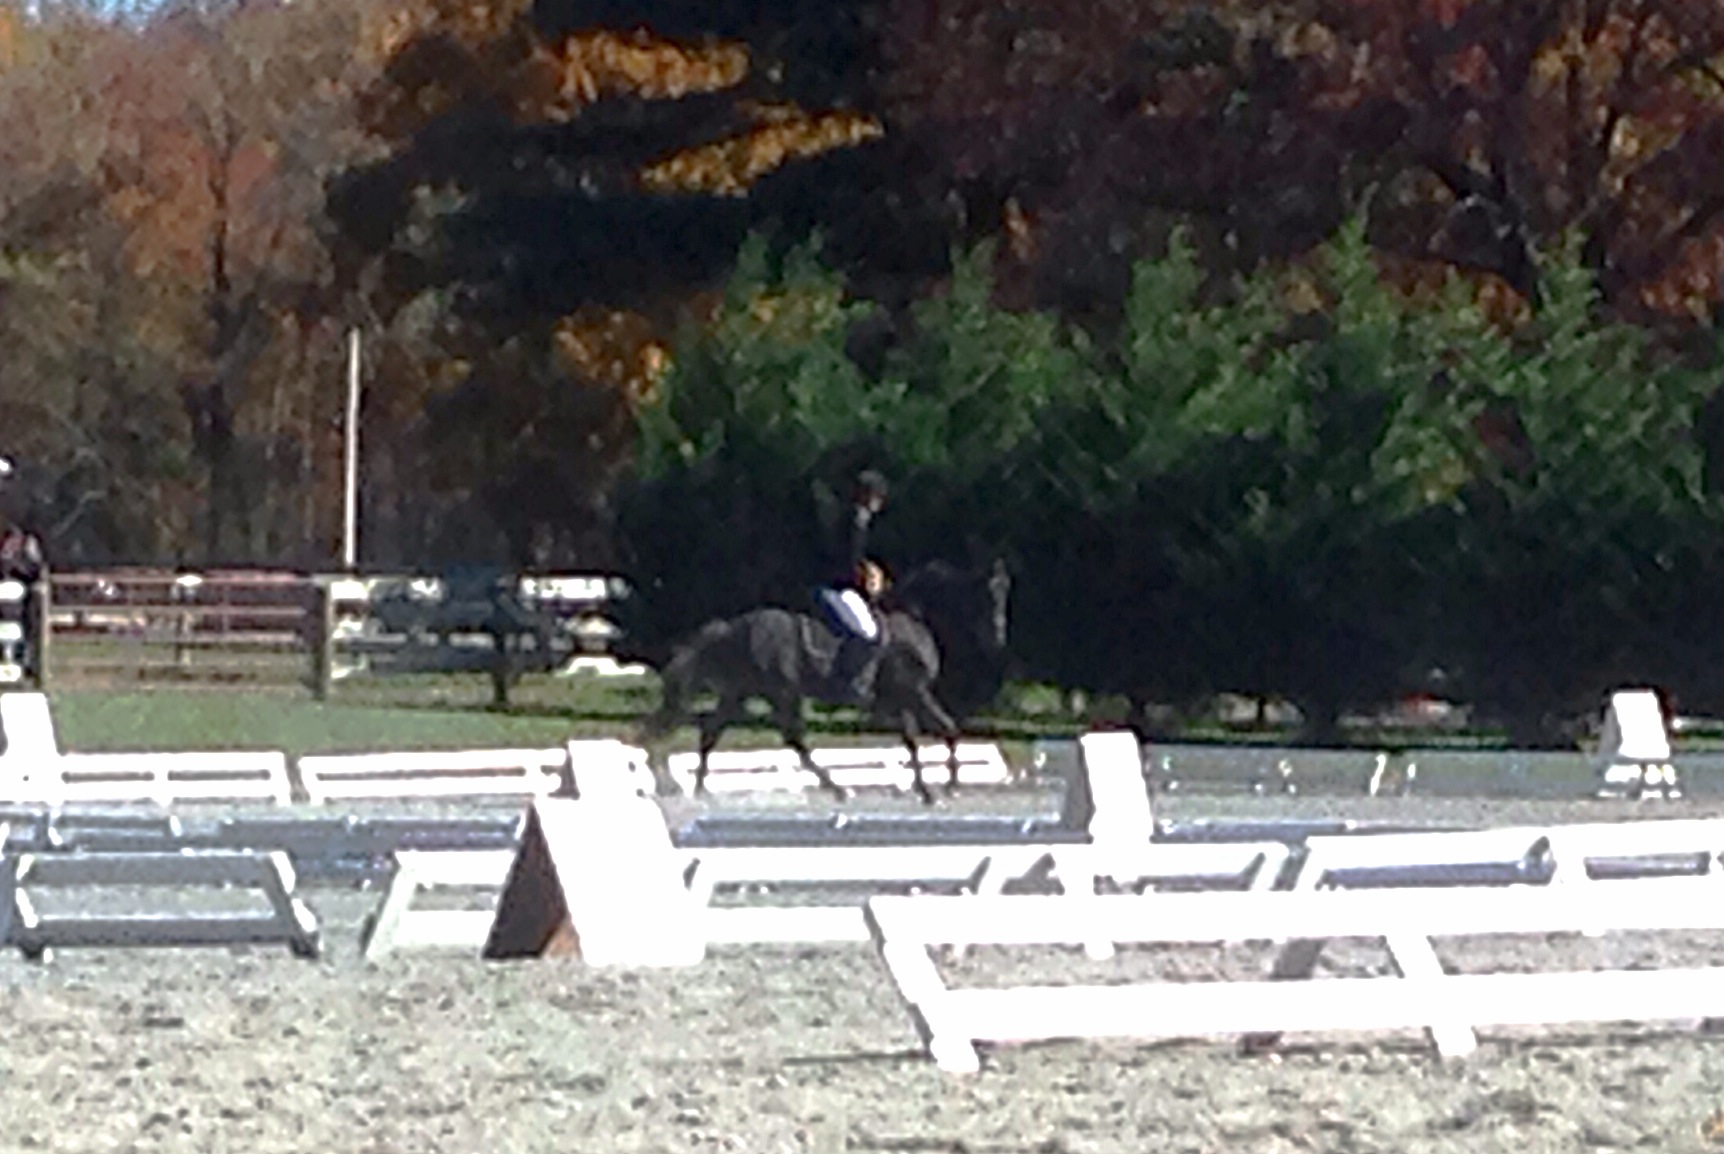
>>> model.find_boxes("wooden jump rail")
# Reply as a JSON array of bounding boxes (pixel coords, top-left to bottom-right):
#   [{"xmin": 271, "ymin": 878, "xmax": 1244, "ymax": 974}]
[
  {"xmin": 361, "ymin": 849, "xmax": 520, "ymax": 960},
  {"xmin": 0, "ymin": 846, "xmax": 321, "ymax": 961},
  {"xmin": 865, "ymin": 874, "xmax": 1724, "ymax": 1073},
  {"xmin": 359, "ymin": 732, "xmax": 1289, "ymax": 961},
  {"xmin": 0, "ymin": 693, "xmax": 296, "ymax": 806},
  {"xmin": 665, "ymin": 742, "xmax": 1014, "ymax": 796},
  {"xmin": 864, "ymin": 810, "xmax": 1724, "ymax": 1072},
  {"xmin": 294, "ymin": 748, "xmax": 573, "ymax": 805}
]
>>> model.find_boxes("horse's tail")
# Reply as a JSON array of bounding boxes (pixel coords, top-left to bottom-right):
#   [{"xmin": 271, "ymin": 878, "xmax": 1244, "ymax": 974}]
[{"xmin": 638, "ymin": 618, "xmax": 730, "ymax": 738}]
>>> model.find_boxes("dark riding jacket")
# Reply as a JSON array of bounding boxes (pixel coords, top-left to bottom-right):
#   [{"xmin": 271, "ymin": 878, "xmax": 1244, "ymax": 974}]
[
  {"xmin": 833, "ymin": 503, "xmax": 875, "ymax": 589},
  {"xmin": 0, "ymin": 525, "xmax": 43, "ymax": 583}
]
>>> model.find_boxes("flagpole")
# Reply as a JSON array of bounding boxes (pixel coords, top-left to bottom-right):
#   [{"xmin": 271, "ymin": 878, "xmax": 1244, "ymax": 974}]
[{"xmin": 342, "ymin": 328, "xmax": 361, "ymax": 571}]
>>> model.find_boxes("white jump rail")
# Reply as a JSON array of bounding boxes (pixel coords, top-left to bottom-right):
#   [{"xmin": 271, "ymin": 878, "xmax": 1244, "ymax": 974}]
[
  {"xmin": 358, "ymin": 730, "xmax": 1286, "ymax": 960},
  {"xmin": 1252, "ymin": 816, "xmax": 1724, "ymax": 1052},
  {"xmin": 665, "ymin": 742, "xmax": 1012, "ymax": 796},
  {"xmin": 1295, "ymin": 817, "xmax": 1724, "ymax": 891},
  {"xmin": 0, "ymin": 848, "xmax": 321, "ymax": 960},
  {"xmin": 296, "ymin": 738, "xmax": 653, "ymax": 805},
  {"xmin": 865, "ymin": 875, "xmax": 1724, "ymax": 1073},
  {"xmin": 687, "ymin": 838, "xmax": 1288, "ymax": 949},
  {"xmin": 49, "ymin": 752, "xmax": 293, "ymax": 806},
  {"xmin": 360, "ymin": 834, "xmax": 1290, "ymax": 960},
  {"xmin": 0, "ymin": 692, "xmax": 293, "ymax": 806},
  {"xmin": 362, "ymin": 848, "xmax": 518, "ymax": 960},
  {"xmin": 0, "ymin": 822, "xmax": 10, "ymax": 944},
  {"xmin": 295, "ymin": 747, "xmax": 569, "ymax": 804}
]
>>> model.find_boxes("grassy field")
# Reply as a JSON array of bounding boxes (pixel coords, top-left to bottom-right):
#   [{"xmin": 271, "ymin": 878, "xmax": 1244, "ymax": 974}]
[
  {"xmin": 50, "ymin": 673, "xmax": 662, "ymax": 754},
  {"xmin": 45, "ymin": 660, "xmax": 1706, "ymax": 774},
  {"xmin": 39, "ymin": 633, "xmax": 1645, "ymax": 757},
  {"xmin": 37, "ymin": 672, "xmax": 1724, "ymax": 799},
  {"xmin": 44, "ymin": 670, "xmax": 1088, "ymax": 760}
]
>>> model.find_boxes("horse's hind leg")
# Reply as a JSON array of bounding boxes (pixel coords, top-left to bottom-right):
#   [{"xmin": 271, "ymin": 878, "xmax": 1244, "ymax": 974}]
[
  {"xmin": 695, "ymin": 693, "xmax": 745, "ymax": 796},
  {"xmin": 774, "ymin": 695, "xmax": 849, "ymax": 801}
]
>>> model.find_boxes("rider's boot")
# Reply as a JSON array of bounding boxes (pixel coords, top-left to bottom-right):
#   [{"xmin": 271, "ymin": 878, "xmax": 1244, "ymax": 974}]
[{"xmin": 832, "ymin": 636, "xmax": 879, "ymax": 705}]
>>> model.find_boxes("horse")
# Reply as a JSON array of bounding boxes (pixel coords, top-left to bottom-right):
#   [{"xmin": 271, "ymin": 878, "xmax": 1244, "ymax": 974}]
[{"xmin": 638, "ymin": 559, "xmax": 1011, "ymax": 803}]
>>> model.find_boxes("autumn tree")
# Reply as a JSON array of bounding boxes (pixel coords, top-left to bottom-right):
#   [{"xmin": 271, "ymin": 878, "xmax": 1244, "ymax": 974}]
[
  {"xmin": 327, "ymin": 0, "xmax": 904, "ymax": 564},
  {"xmin": 872, "ymin": 0, "xmax": 1724, "ymax": 331},
  {"xmin": 1298, "ymin": 0, "xmax": 1724, "ymax": 322},
  {"xmin": 127, "ymin": 0, "xmax": 381, "ymax": 564},
  {"xmin": 0, "ymin": 6, "xmax": 196, "ymax": 560},
  {"xmin": 0, "ymin": 0, "xmax": 379, "ymax": 565}
]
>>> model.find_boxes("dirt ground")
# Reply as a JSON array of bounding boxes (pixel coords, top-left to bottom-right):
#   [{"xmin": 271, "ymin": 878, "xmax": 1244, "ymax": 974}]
[{"xmin": 6, "ymin": 791, "xmax": 1724, "ymax": 1154}]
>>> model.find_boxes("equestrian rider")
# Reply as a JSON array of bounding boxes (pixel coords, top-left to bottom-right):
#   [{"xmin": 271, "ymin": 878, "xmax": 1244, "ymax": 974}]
[
  {"xmin": 0, "ymin": 457, "xmax": 42, "ymax": 584},
  {"xmin": 0, "ymin": 457, "xmax": 44, "ymax": 683},
  {"xmin": 817, "ymin": 469, "xmax": 890, "ymax": 704}
]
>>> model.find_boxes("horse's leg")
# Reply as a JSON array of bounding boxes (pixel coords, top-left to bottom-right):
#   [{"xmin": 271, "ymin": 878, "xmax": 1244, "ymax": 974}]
[
  {"xmin": 914, "ymin": 684, "xmax": 964, "ymax": 795},
  {"xmin": 892, "ymin": 699, "xmax": 935, "ymax": 806},
  {"xmin": 775, "ymin": 693, "xmax": 849, "ymax": 801},
  {"xmin": 904, "ymin": 726, "xmax": 934, "ymax": 805},
  {"xmin": 695, "ymin": 692, "xmax": 745, "ymax": 796}
]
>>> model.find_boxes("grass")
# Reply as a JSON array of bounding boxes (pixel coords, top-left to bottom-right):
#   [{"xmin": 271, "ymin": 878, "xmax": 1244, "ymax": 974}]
[
  {"xmin": 54, "ymin": 690, "xmax": 593, "ymax": 754},
  {"xmin": 48, "ymin": 673, "xmax": 655, "ymax": 755},
  {"xmin": 44, "ymin": 670, "xmax": 1079, "ymax": 761},
  {"xmin": 47, "ymin": 664, "xmax": 1701, "ymax": 791},
  {"xmin": 43, "ymin": 675, "xmax": 1723, "ymax": 796}
]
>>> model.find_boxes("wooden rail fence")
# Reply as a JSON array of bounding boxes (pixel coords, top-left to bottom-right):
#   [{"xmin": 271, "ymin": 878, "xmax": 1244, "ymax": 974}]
[{"xmin": 41, "ymin": 567, "xmax": 623, "ymax": 701}]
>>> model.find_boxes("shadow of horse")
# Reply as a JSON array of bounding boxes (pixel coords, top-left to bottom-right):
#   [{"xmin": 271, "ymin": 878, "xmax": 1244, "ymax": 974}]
[{"xmin": 639, "ymin": 560, "xmax": 1010, "ymax": 803}]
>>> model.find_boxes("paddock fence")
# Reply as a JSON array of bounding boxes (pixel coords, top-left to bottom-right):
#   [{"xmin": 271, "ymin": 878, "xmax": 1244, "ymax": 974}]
[{"xmin": 38, "ymin": 567, "xmax": 629, "ymax": 698}]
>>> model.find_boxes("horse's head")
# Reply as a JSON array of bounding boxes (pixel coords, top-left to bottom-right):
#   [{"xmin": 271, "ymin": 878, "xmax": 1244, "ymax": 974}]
[
  {"xmin": 892, "ymin": 558, "xmax": 1011, "ymax": 657},
  {"xmin": 885, "ymin": 558, "xmax": 1012, "ymax": 722}
]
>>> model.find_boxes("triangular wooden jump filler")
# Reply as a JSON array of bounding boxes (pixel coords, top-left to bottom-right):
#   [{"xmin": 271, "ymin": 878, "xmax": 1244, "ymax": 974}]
[
  {"xmin": 482, "ymin": 804, "xmax": 580, "ymax": 959},
  {"xmin": 482, "ymin": 792, "xmax": 703, "ymax": 966}
]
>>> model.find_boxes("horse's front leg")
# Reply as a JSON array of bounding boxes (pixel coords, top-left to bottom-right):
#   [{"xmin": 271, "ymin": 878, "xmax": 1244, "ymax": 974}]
[
  {"xmin": 776, "ymin": 694, "xmax": 849, "ymax": 802},
  {"xmin": 897, "ymin": 706, "xmax": 935, "ymax": 806},
  {"xmin": 695, "ymin": 693, "xmax": 744, "ymax": 796},
  {"xmin": 914, "ymin": 685, "xmax": 963, "ymax": 796}
]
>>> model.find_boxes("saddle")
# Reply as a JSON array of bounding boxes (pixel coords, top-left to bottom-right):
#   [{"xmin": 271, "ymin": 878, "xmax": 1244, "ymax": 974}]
[
  {"xmin": 798, "ymin": 614, "xmax": 845, "ymax": 665},
  {"xmin": 799, "ymin": 612, "xmax": 888, "ymax": 703}
]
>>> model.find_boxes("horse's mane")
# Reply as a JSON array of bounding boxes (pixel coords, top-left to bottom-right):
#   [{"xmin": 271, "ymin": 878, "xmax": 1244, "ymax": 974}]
[{"xmin": 887, "ymin": 559, "xmax": 970, "ymax": 609}]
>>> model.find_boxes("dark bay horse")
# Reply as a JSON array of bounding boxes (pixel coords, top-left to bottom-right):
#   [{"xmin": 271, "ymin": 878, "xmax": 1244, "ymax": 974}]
[{"xmin": 639, "ymin": 560, "xmax": 1010, "ymax": 802}]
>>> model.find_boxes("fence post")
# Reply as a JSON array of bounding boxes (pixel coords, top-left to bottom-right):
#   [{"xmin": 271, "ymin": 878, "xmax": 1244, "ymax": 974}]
[
  {"xmin": 306, "ymin": 579, "xmax": 336, "ymax": 702},
  {"xmin": 489, "ymin": 623, "xmax": 511, "ymax": 708},
  {"xmin": 171, "ymin": 573, "xmax": 204, "ymax": 669}
]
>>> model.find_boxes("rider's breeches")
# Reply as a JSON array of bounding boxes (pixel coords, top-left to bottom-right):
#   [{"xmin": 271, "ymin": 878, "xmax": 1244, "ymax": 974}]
[{"xmin": 819, "ymin": 587, "xmax": 879, "ymax": 641}]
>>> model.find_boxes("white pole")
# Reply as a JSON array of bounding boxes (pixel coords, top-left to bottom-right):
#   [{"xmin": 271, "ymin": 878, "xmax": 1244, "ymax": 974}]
[{"xmin": 342, "ymin": 328, "xmax": 361, "ymax": 571}]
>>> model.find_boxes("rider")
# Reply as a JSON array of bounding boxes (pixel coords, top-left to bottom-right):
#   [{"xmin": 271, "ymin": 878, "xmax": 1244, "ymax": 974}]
[
  {"xmin": 0, "ymin": 457, "xmax": 43, "ymax": 583},
  {"xmin": 0, "ymin": 457, "xmax": 45, "ymax": 683},
  {"xmin": 816, "ymin": 469, "xmax": 890, "ymax": 704}
]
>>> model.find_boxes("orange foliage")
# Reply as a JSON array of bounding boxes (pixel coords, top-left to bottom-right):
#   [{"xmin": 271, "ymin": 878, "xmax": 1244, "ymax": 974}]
[
  {"xmin": 551, "ymin": 307, "xmax": 668, "ymax": 402},
  {"xmin": 640, "ymin": 107, "xmax": 883, "ymax": 195},
  {"xmin": 362, "ymin": 0, "xmax": 530, "ymax": 66},
  {"xmin": 1638, "ymin": 232, "xmax": 1724, "ymax": 321},
  {"xmin": 526, "ymin": 29, "xmax": 749, "ymax": 118}
]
